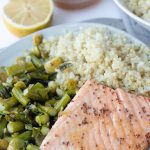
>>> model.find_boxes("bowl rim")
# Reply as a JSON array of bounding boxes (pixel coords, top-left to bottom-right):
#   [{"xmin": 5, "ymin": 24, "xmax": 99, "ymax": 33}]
[{"xmin": 113, "ymin": 0, "xmax": 150, "ymax": 27}]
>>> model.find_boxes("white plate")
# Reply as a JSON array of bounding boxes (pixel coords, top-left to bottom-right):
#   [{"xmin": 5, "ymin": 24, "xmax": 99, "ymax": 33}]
[
  {"xmin": 113, "ymin": 0, "xmax": 150, "ymax": 31},
  {"xmin": 0, "ymin": 23, "xmax": 145, "ymax": 66}
]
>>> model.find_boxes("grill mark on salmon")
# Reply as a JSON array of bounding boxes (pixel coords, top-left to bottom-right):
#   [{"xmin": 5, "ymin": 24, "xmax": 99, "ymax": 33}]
[
  {"xmin": 90, "ymin": 83, "xmax": 113, "ymax": 150},
  {"xmin": 117, "ymin": 90, "xmax": 150, "ymax": 147},
  {"xmin": 95, "ymin": 120, "xmax": 106, "ymax": 150},
  {"xmin": 98, "ymin": 85, "xmax": 114, "ymax": 150},
  {"xmin": 41, "ymin": 80, "xmax": 150, "ymax": 150},
  {"xmin": 103, "ymin": 87, "xmax": 122, "ymax": 150},
  {"xmin": 112, "ymin": 92, "xmax": 136, "ymax": 149},
  {"xmin": 90, "ymin": 87, "xmax": 105, "ymax": 150},
  {"xmin": 116, "ymin": 89, "xmax": 148, "ymax": 149},
  {"xmin": 129, "ymin": 94, "xmax": 149, "ymax": 133},
  {"xmin": 94, "ymin": 87, "xmax": 107, "ymax": 150},
  {"xmin": 138, "ymin": 96, "xmax": 150, "ymax": 121},
  {"xmin": 139, "ymin": 99, "xmax": 150, "ymax": 136},
  {"xmin": 99, "ymin": 119, "xmax": 112, "ymax": 150},
  {"xmin": 105, "ymin": 87, "xmax": 128, "ymax": 150}
]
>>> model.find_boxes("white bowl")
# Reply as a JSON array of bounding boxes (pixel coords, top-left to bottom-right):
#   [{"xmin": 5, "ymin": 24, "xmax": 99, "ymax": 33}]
[
  {"xmin": 113, "ymin": 0, "xmax": 150, "ymax": 31},
  {"xmin": 0, "ymin": 23, "xmax": 146, "ymax": 66}
]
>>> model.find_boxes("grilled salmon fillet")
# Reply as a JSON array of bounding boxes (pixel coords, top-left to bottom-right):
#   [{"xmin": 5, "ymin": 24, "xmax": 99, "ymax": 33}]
[{"xmin": 41, "ymin": 80, "xmax": 150, "ymax": 150}]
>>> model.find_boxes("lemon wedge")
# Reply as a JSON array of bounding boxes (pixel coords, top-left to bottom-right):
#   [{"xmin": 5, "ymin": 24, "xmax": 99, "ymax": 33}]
[{"xmin": 3, "ymin": 0, "xmax": 53, "ymax": 37}]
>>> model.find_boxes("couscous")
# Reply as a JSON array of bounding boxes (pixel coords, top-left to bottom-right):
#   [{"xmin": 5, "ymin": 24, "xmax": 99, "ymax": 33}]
[{"xmin": 40, "ymin": 27, "xmax": 150, "ymax": 97}]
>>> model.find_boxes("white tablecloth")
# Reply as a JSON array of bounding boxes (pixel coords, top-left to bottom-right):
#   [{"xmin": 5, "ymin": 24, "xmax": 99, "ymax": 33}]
[{"xmin": 0, "ymin": 0, "xmax": 121, "ymax": 49}]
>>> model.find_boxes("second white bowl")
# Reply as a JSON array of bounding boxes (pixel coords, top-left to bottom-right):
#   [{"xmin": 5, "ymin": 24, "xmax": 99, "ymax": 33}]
[{"xmin": 113, "ymin": 0, "xmax": 150, "ymax": 31}]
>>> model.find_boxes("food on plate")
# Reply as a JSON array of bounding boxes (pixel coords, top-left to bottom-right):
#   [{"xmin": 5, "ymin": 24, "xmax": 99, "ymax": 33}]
[
  {"xmin": 0, "ymin": 35, "xmax": 73, "ymax": 149},
  {"xmin": 0, "ymin": 26, "xmax": 150, "ymax": 149},
  {"xmin": 124, "ymin": 0, "xmax": 150, "ymax": 22},
  {"xmin": 41, "ymin": 80, "xmax": 150, "ymax": 150},
  {"xmin": 40, "ymin": 27, "xmax": 150, "ymax": 97},
  {"xmin": 3, "ymin": 0, "xmax": 53, "ymax": 37}
]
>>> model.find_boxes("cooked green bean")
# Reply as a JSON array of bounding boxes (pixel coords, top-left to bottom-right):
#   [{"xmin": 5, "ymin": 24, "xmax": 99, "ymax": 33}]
[
  {"xmin": 7, "ymin": 121, "xmax": 25, "ymax": 133},
  {"xmin": 56, "ymin": 88, "xmax": 65, "ymax": 97},
  {"xmin": 32, "ymin": 34, "xmax": 43, "ymax": 57},
  {"xmin": 0, "ymin": 118, "xmax": 7, "ymax": 138},
  {"xmin": 9, "ymin": 105, "xmax": 24, "ymax": 114},
  {"xmin": 45, "ymin": 100, "xmax": 58, "ymax": 107},
  {"xmin": 16, "ymin": 74, "xmax": 31, "ymax": 85},
  {"xmin": 28, "ymin": 104, "xmax": 39, "ymax": 114},
  {"xmin": 30, "ymin": 55, "xmax": 43, "ymax": 68},
  {"xmin": 15, "ymin": 112, "xmax": 33, "ymax": 124},
  {"xmin": 12, "ymin": 87, "xmax": 30, "ymax": 106},
  {"xmin": 48, "ymin": 81, "xmax": 57, "ymax": 93},
  {"xmin": 7, "ymin": 138, "xmax": 25, "ymax": 150},
  {"xmin": 25, "ymin": 62, "xmax": 36, "ymax": 72},
  {"xmin": 32, "ymin": 46, "xmax": 41, "ymax": 57},
  {"xmin": 6, "ymin": 64, "xmax": 25, "ymax": 76},
  {"xmin": 48, "ymin": 72, "xmax": 57, "ymax": 81},
  {"xmin": 0, "ymin": 83, "xmax": 10, "ymax": 99},
  {"xmin": 6, "ymin": 76, "xmax": 14, "ymax": 84},
  {"xmin": 28, "ymin": 72, "xmax": 49, "ymax": 81},
  {"xmin": 17, "ymin": 131, "xmax": 32, "ymax": 140},
  {"xmin": 40, "ymin": 50, "xmax": 49, "ymax": 59},
  {"xmin": 14, "ymin": 81, "xmax": 26, "ymax": 89},
  {"xmin": 24, "ymin": 83, "xmax": 48, "ymax": 101},
  {"xmin": 37, "ymin": 104, "xmax": 57, "ymax": 116},
  {"xmin": 8, "ymin": 61, "xmax": 36, "ymax": 74},
  {"xmin": 66, "ymin": 89, "xmax": 76, "ymax": 97},
  {"xmin": 32, "ymin": 128, "xmax": 44, "ymax": 146},
  {"xmin": 44, "ymin": 57, "xmax": 63, "ymax": 74},
  {"xmin": 7, "ymin": 131, "xmax": 31, "ymax": 150},
  {"xmin": 33, "ymin": 34, "xmax": 43, "ymax": 46},
  {"xmin": 35, "ymin": 114, "xmax": 49, "ymax": 126},
  {"xmin": 0, "ymin": 97, "xmax": 18, "ymax": 111},
  {"xmin": 26, "ymin": 144, "xmax": 39, "ymax": 150},
  {"xmin": 41, "ymin": 125, "xmax": 49, "ymax": 136},
  {"xmin": 54, "ymin": 94, "xmax": 71, "ymax": 113},
  {"xmin": 25, "ymin": 124, "xmax": 33, "ymax": 131}
]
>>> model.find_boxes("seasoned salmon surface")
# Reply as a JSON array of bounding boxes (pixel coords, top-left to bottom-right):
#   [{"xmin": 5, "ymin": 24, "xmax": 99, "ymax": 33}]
[{"xmin": 41, "ymin": 80, "xmax": 150, "ymax": 150}]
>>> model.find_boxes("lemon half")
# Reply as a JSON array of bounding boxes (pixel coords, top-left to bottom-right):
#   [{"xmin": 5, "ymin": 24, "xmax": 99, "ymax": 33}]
[{"xmin": 3, "ymin": 0, "xmax": 53, "ymax": 37}]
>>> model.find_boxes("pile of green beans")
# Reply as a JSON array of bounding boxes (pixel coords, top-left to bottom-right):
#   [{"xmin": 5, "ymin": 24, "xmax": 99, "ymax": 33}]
[{"xmin": 0, "ymin": 35, "xmax": 75, "ymax": 150}]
